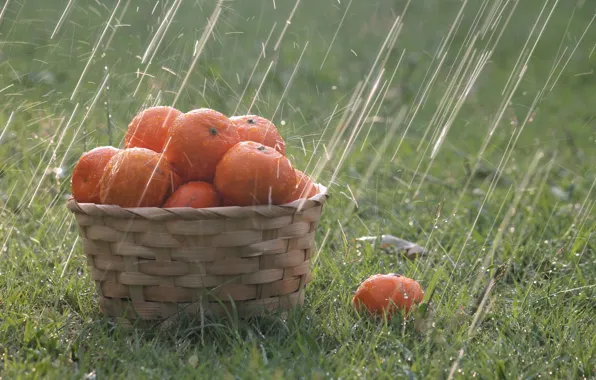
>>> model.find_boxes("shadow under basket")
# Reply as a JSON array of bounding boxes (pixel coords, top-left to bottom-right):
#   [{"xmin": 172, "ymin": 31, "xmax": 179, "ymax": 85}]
[{"xmin": 67, "ymin": 185, "xmax": 329, "ymax": 321}]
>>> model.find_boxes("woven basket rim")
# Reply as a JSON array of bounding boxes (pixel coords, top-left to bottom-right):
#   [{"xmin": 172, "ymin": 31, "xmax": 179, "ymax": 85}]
[{"xmin": 67, "ymin": 183, "xmax": 329, "ymax": 219}]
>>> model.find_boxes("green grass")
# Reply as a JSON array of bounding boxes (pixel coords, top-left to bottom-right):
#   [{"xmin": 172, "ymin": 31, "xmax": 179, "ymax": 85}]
[{"xmin": 1, "ymin": 0, "xmax": 595, "ymax": 378}]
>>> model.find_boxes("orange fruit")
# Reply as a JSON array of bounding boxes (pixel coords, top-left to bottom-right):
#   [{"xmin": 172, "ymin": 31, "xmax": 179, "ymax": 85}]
[
  {"xmin": 71, "ymin": 146, "xmax": 121, "ymax": 203},
  {"xmin": 164, "ymin": 108, "xmax": 240, "ymax": 182},
  {"xmin": 230, "ymin": 115, "xmax": 286, "ymax": 155},
  {"xmin": 124, "ymin": 106, "xmax": 182, "ymax": 153},
  {"xmin": 352, "ymin": 274, "xmax": 424, "ymax": 318},
  {"xmin": 99, "ymin": 148, "xmax": 173, "ymax": 207},
  {"xmin": 165, "ymin": 170, "xmax": 184, "ymax": 199},
  {"xmin": 162, "ymin": 181, "xmax": 221, "ymax": 208},
  {"xmin": 214, "ymin": 141, "xmax": 296, "ymax": 206},
  {"xmin": 287, "ymin": 169, "xmax": 317, "ymax": 202}
]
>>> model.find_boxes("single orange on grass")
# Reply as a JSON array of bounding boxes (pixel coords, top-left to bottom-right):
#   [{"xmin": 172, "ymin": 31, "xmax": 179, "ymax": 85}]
[
  {"xmin": 164, "ymin": 108, "xmax": 240, "ymax": 182},
  {"xmin": 124, "ymin": 106, "xmax": 182, "ymax": 152},
  {"xmin": 99, "ymin": 148, "xmax": 173, "ymax": 207},
  {"xmin": 71, "ymin": 146, "xmax": 121, "ymax": 204},
  {"xmin": 352, "ymin": 274, "xmax": 424, "ymax": 318},
  {"xmin": 214, "ymin": 141, "xmax": 296, "ymax": 206},
  {"xmin": 230, "ymin": 115, "xmax": 286, "ymax": 155},
  {"xmin": 162, "ymin": 181, "xmax": 221, "ymax": 208},
  {"xmin": 287, "ymin": 169, "xmax": 317, "ymax": 202}
]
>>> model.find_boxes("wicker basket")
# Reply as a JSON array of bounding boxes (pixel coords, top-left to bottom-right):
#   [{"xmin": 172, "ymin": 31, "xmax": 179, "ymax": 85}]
[{"xmin": 67, "ymin": 186, "xmax": 328, "ymax": 321}]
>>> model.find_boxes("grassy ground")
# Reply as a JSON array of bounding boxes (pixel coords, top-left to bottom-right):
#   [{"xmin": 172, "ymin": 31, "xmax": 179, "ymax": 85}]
[{"xmin": 1, "ymin": 0, "xmax": 595, "ymax": 378}]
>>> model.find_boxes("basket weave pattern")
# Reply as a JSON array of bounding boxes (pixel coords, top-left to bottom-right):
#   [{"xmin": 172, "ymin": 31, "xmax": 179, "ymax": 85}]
[{"xmin": 67, "ymin": 189, "xmax": 328, "ymax": 320}]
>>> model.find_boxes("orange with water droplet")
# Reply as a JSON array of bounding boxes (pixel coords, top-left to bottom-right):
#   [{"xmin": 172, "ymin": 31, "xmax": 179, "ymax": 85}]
[
  {"xmin": 71, "ymin": 146, "xmax": 121, "ymax": 204},
  {"xmin": 230, "ymin": 115, "xmax": 286, "ymax": 155},
  {"xmin": 164, "ymin": 108, "xmax": 240, "ymax": 182},
  {"xmin": 124, "ymin": 106, "xmax": 182, "ymax": 153},
  {"xmin": 352, "ymin": 273, "xmax": 424, "ymax": 318},
  {"xmin": 99, "ymin": 148, "xmax": 173, "ymax": 207},
  {"xmin": 214, "ymin": 141, "xmax": 296, "ymax": 206},
  {"xmin": 163, "ymin": 181, "xmax": 221, "ymax": 208}
]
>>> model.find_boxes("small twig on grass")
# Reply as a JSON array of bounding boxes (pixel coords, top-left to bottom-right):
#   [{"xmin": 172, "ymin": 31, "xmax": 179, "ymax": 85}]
[{"xmin": 356, "ymin": 234, "xmax": 428, "ymax": 260}]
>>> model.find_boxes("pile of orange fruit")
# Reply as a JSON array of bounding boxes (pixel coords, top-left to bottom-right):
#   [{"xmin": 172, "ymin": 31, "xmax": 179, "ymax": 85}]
[{"xmin": 71, "ymin": 106, "xmax": 318, "ymax": 208}]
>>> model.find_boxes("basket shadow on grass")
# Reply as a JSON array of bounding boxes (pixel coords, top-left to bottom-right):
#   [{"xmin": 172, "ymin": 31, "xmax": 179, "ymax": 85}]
[{"xmin": 74, "ymin": 293, "xmax": 339, "ymax": 361}]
